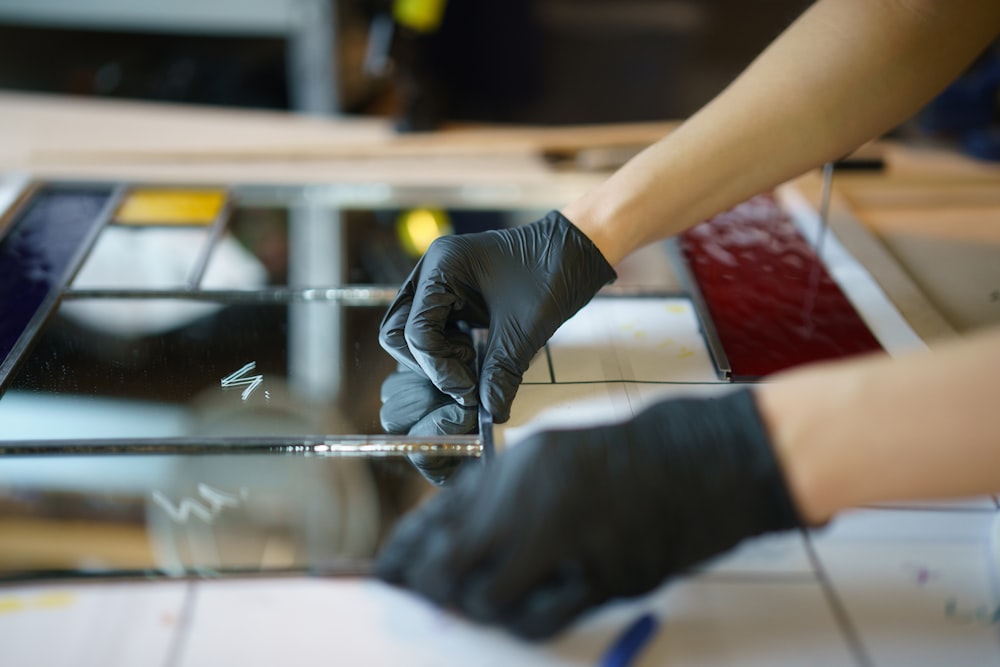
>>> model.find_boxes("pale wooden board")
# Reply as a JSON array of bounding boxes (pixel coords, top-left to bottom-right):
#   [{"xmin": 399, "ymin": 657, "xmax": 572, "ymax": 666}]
[{"xmin": 0, "ymin": 92, "xmax": 676, "ymax": 168}]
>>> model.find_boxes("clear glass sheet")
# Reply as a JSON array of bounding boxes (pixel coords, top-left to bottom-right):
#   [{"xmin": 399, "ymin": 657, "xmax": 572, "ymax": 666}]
[
  {"xmin": 0, "ymin": 291, "xmax": 480, "ymax": 580},
  {"xmin": 72, "ymin": 225, "xmax": 211, "ymax": 290},
  {"xmin": 0, "ymin": 452, "xmax": 458, "ymax": 580},
  {"xmin": 200, "ymin": 205, "xmax": 537, "ymax": 289},
  {"xmin": 0, "ymin": 182, "xmax": 682, "ymax": 584},
  {"xmin": 1, "ymin": 297, "xmax": 401, "ymax": 441}
]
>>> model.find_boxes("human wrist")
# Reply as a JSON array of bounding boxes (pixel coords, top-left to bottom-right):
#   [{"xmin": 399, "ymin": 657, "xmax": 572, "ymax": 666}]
[
  {"xmin": 560, "ymin": 195, "xmax": 631, "ymax": 267},
  {"xmin": 754, "ymin": 380, "xmax": 843, "ymax": 526}
]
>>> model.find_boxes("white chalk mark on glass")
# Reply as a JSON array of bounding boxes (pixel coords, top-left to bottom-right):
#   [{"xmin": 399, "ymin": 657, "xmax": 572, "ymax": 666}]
[
  {"xmin": 151, "ymin": 483, "xmax": 249, "ymax": 525},
  {"xmin": 221, "ymin": 361, "xmax": 264, "ymax": 400}
]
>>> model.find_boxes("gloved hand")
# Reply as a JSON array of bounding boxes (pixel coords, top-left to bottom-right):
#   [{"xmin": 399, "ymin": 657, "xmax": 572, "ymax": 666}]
[
  {"xmin": 380, "ymin": 367, "xmax": 479, "ymax": 485},
  {"xmin": 379, "ymin": 210, "xmax": 616, "ymax": 422},
  {"xmin": 375, "ymin": 389, "xmax": 801, "ymax": 639}
]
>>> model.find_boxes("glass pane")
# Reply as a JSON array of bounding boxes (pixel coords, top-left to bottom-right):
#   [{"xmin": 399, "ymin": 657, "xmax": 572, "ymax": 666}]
[
  {"xmin": 0, "ymin": 452, "xmax": 465, "ymax": 580},
  {"xmin": 202, "ymin": 205, "xmax": 537, "ymax": 289},
  {"xmin": 0, "ymin": 185, "xmax": 113, "ymax": 368},
  {"xmin": 201, "ymin": 207, "xmax": 287, "ymax": 287},
  {"xmin": 1, "ymin": 297, "xmax": 402, "ymax": 441},
  {"xmin": 72, "ymin": 226, "xmax": 212, "ymax": 290}
]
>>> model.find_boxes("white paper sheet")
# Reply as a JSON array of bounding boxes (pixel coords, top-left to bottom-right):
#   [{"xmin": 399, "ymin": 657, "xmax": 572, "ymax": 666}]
[
  {"xmin": 0, "ymin": 582, "xmax": 187, "ymax": 667},
  {"xmin": 811, "ymin": 511, "xmax": 1000, "ymax": 666},
  {"xmin": 547, "ymin": 298, "xmax": 719, "ymax": 383}
]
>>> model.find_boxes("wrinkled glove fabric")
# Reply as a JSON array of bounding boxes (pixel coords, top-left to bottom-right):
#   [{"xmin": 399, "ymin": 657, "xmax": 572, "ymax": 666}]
[
  {"xmin": 379, "ymin": 210, "xmax": 616, "ymax": 422},
  {"xmin": 380, "ymin": 367, "xmax": 479, "ymax": 485},
  {"xmin": 375, "ymin": 389, "xmax": 801, "ymax": 639}
]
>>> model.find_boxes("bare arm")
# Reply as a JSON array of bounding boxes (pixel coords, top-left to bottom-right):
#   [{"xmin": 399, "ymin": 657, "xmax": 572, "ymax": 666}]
[
  {"xmin": 564, "ymin": 0, "xmax": 1000, "ymax": 265},
  {"xmin": 758, "ymin": 326, "xmax": 1000, "ymax": 524},
  {"xmin": 567, "ymin": 0, "xmax": 1000, "ymax": 520}
]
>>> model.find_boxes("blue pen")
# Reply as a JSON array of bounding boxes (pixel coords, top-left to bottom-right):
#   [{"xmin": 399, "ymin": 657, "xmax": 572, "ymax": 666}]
[{"xmin": 599, "ymin": 612, "xmax": 660, "ymax": 667}]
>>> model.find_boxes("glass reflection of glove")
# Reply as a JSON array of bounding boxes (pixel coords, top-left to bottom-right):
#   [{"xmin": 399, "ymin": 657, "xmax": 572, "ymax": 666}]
[
  {"xmin": 380, "ymin": 367, "xmax": 478, "ymax": 486},
  {"xmin": 375, "ymin": 389, "xmax": 801, "ymax": 639},
  {"xmin": 379, "ymin": 210, "xmax": 616, "ymax": 423}
]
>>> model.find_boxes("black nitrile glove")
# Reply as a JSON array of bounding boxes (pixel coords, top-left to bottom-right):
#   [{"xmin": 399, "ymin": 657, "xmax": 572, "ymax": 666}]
[
  {"xmin": 379, "ymin": 210, "xmax": 616, "ymax": 422},
  {"xmin": 375, "ymin": 389, "xmax": 801, "ymax": 639},
  {"xmin": 380, "ymin": 367, "xmax": 479, "ymax": 485}
]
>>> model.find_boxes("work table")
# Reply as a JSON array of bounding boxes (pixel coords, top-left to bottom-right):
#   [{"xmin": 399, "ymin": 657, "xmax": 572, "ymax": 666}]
[{"xmin": 0, "ymin": 92, "xmax": 998, "ymax": 666}]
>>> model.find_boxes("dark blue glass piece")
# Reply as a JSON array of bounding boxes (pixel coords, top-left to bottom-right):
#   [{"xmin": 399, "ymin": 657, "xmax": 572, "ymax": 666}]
[{"xmin": 0, "ymin": 186, "xmax": 113, "ymax": 387}]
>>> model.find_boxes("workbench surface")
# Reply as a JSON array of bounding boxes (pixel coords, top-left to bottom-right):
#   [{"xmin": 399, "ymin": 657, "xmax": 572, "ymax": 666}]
[{"xmin": 1, "ymin": 92, "xmax": 999, "ymax": 665}]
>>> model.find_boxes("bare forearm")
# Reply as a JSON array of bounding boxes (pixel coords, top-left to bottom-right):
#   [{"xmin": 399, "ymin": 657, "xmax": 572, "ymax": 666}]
[
  {"xmin": 758, "ymin": 327, "xmax": 1000, "ymax": 524},
  {"xmin": 565, "ymin": 0, "xmax": 1000, "ymax": 265}
]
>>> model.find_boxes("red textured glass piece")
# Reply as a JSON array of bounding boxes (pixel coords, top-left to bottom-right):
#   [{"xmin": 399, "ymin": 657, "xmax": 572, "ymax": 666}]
[{"xmin": 680, "ymin": 194, "xmax": 882, "ymax": 379}]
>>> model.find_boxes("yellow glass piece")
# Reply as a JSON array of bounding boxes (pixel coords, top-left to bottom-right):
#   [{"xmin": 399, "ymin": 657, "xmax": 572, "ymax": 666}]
[
  {"xmin": 393, "ymin": 0, "xmax": 447, "ymax": 32},
  {"xmin": 397, "ymin": 208, "xmax": 452, "ymax": 257},
  {"xmin": 116, "ymin": 189, "xmax": 227, "ymax": 226}
]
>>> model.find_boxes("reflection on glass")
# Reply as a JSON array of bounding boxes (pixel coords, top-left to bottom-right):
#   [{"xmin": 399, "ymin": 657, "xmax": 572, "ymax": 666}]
[{"xmin": 0, "ymin": 453, "xmax": 450, "ymax": 580}]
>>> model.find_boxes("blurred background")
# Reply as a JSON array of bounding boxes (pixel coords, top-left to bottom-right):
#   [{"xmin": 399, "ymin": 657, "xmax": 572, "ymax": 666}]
[
  {"xmin": 0, "ymin": 0, "xmax": 813, "ymax": 124},
  {"xmin": 2, "ymin": 0, "xmax": 996, "ymax": 152}
]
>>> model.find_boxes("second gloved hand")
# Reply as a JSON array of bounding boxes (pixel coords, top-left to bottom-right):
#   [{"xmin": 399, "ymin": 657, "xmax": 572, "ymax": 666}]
[
  {"xmin": 379, "ymin": 210, "xmax": 616, "ymax": 422},
  {"xmin": 375, "ymin": 389, "xmax": 802, "ymax": 639}
]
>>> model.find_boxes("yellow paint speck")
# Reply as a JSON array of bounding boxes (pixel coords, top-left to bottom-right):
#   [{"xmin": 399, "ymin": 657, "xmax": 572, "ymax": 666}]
[
  {"xmin": 666, "ymin": 303, "xmax": 687, "ymax": 314},
  {"xmin": 34, "ymin": 592, "xmax": 76, "ymax": 609},
  {"xmin": 0, "ymin": 598, "xmax": 26, "ymax": 614},
  {"xmin": 677, "ymin": 347, "xmax": 694, "ymax": 359},
  {"xmin": 0, "ymin": 591, "xmax": 76, "ymax": 615}
]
